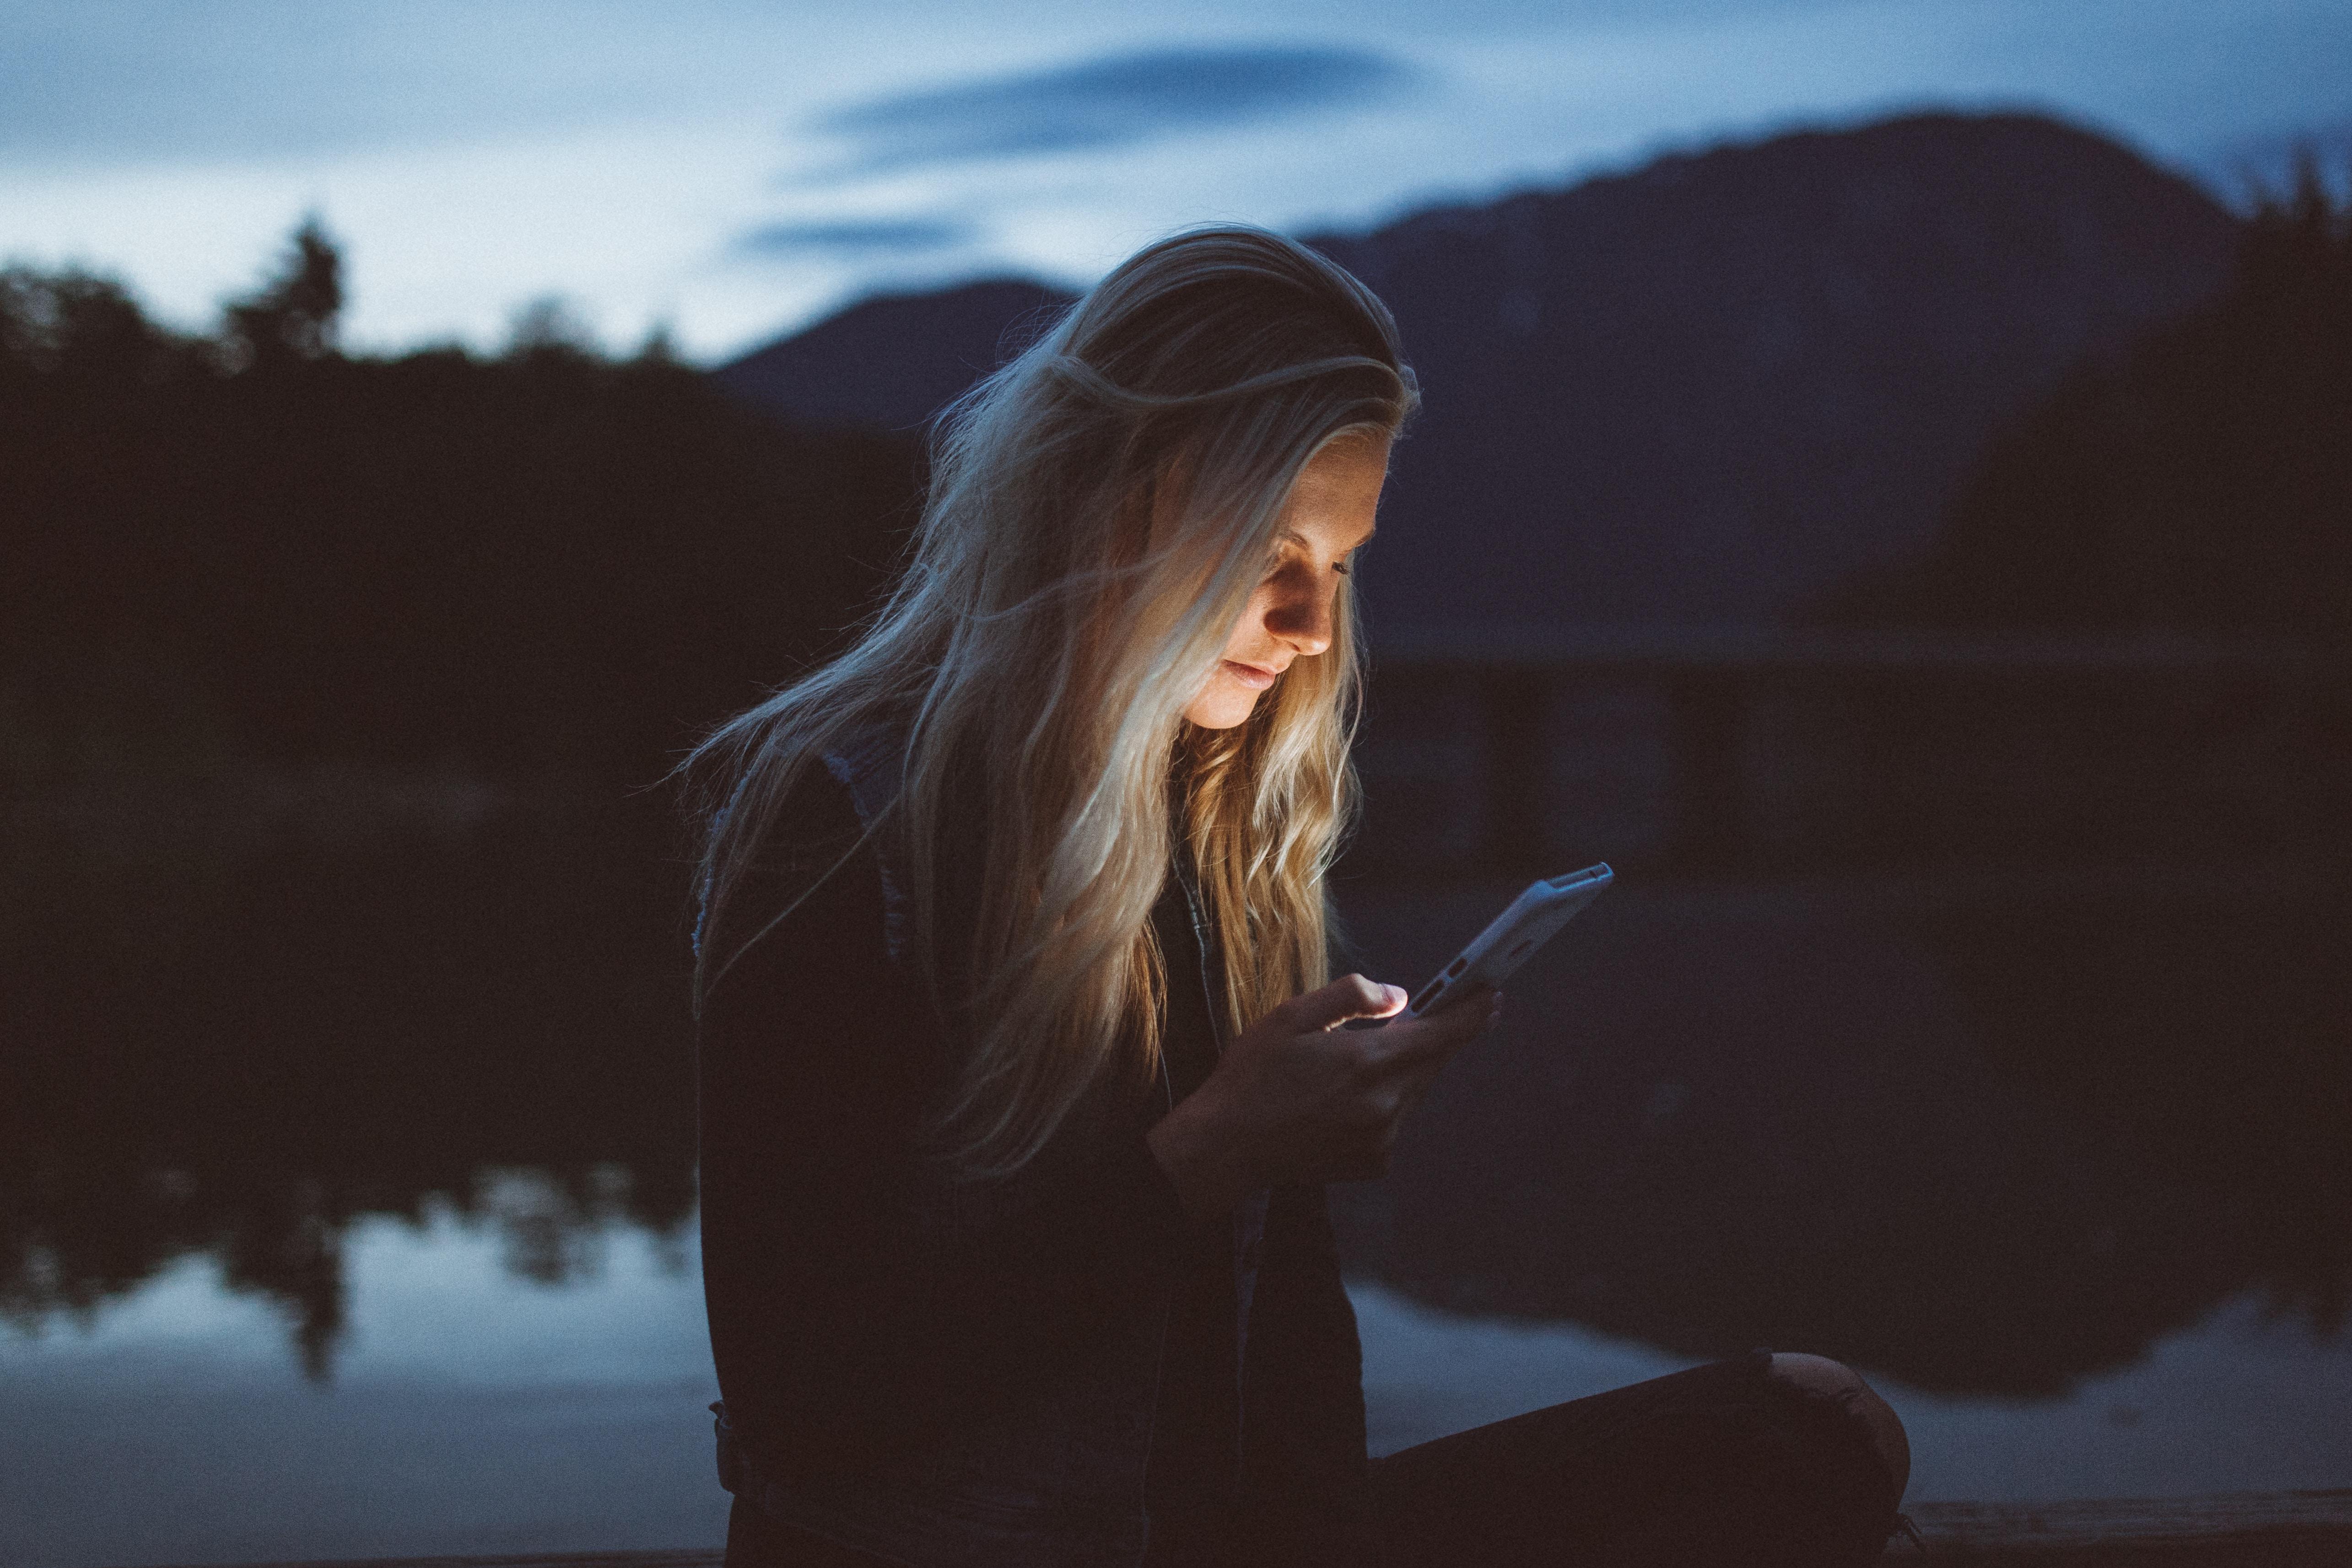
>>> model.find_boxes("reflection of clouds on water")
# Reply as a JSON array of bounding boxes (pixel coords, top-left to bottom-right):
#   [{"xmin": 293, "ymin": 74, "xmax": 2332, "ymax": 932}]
[
  {"xmin": 7, "ymin": 1217, "xmax": 2347, "ymax": 1566},
  {"xmin": 2, "ymin": 1203, "xmax": 705, "ymax": 1388},
  {"xmin": 3, "ymin": 1252, "xmax": 288, "ymax": 1367},
  {"xmin": 0, "ymin": 1213, "xmax": 726, "ymax": 1567},
  {"xmin": 475, "ymin": 1165, "xmax": 655, "ymax": 1288},
  {"xmin": 2, "ymin": 1165, "xmax": 693, "ymax": 1380},
  {"xmin": 335, "ymin": 1205, "xmax": 705, "ymax": 1387}
]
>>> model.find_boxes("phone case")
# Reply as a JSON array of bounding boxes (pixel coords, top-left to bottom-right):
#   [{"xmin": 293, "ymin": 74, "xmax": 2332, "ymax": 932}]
[{"xmin": 1405, "ymin": 863, "xmax": 1613, "ymax": 1017}]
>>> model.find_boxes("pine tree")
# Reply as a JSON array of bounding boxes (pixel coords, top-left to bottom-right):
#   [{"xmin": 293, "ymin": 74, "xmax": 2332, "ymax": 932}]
[{"xmin": 221, "ymin": 215, "xmax": 345, "ymax": 371}]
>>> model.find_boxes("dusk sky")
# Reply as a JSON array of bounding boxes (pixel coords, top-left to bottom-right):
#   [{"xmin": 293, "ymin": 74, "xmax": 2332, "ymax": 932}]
[{"xmin": 5, "ymin": 0, "xmax": 2348, "ymax": 361}]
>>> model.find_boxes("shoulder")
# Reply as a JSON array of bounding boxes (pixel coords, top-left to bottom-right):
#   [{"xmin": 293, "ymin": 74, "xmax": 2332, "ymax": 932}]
[
  {"xmin": 708, "ymin": 712, "xmax": 912, "ymax": 927},
  {"xmin": 727, "ymin": 763, "xmax": 866, "ymax": 916},
  {"xmin": 815, "ymin": 716, "xmax": 916, "ymax": 960},
  {"xmin": 815, "ymin": 717, "xmax": 909, "ymax": 838},
  {"xmin": 699, "ymin": 757, "xmax": 886, "ymax": 1004}
]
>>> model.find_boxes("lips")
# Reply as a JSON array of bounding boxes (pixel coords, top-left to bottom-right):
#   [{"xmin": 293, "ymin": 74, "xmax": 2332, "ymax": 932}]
[{"xmin": 1222, "ymin": 659, "xmax": 1279, "ymax": 690}]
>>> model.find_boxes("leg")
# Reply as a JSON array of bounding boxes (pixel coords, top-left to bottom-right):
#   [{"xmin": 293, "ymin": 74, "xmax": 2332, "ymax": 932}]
[
  {"xmin": 723, "ymin": 1498, "xmax": 895, "ymax": 1567},
  {"xmin": 1767, "ymin": 1352, "xmax": 1910, "ymax": 1506},
  {"xmin": 1372, "ymin": 1351, "xmax": 1906, "ymax": 1568}
]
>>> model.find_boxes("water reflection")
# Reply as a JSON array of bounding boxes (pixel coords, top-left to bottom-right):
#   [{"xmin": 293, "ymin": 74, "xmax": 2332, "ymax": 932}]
[
  {"xmin": 1336, "ymin": 866, "xmax": 2351, "ymax": 1395},
  {"xmin": 0, "ymin": 784, "xmax": 696, "ymax": 1378},
  {"xmin": 1921, "ymin": 873, "xmax": 2352, "ymax": 1335},
  {"xmin": 1, "ymin": 1211, "xmax": 728, "ymax": 1568},
  {"xmin": 7, "ymin": 1219, "xmax": 2344, "ymax": 1568},
  {"xmin": 2, "ymin": 781, "xmax": 2345, "ymax": 1399}
]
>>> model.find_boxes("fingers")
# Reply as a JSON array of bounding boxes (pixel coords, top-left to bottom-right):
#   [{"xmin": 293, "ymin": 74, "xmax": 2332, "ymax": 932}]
[
  {"xmin": 1279, "ymin": 973, "xmax": 1407, "ymax": 1034},
  {"xmin": 1229, "ymin": 980, "xmax": 1507, "ymax": 1187},
  {"xmin": 1375, "ymin": 987, "xmax": 1501, "ymax": 1067}
]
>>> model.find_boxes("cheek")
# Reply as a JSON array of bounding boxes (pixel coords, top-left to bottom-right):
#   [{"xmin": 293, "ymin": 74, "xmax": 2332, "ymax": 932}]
[{"xmin": 1222, "ymin": 585, "xmax": 1278, "ymax": 654}]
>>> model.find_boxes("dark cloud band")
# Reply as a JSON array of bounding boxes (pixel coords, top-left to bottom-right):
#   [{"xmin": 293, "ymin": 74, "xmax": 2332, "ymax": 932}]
[
  {"xmin": 814, "ymin": 43, "xmax": 1416, "ymax": 173},
  {"xmin": 734, "ymin": 217, "xmax": 977, "ymax": 258}
]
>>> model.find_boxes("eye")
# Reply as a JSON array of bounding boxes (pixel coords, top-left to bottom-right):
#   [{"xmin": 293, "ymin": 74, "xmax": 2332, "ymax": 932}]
[{"xmin": 1332, "ymin": 558, "xmax": 1352, "ymax": 576}]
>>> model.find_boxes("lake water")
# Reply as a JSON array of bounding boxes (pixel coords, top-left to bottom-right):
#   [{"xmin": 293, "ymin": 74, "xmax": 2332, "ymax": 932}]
[
  {"xmin": 7, "ymin": 1208, "xmax": 2347, "ymax": 1568},
  {"xmin": 5, "ymin": 805, "xmax": 2347, "ymax": 1566}
]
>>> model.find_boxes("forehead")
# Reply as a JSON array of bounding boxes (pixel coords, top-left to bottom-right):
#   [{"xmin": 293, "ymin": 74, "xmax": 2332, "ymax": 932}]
[{"xmin": 1280, "ymin": 433, "xmax": 1388, "ymax": 545}]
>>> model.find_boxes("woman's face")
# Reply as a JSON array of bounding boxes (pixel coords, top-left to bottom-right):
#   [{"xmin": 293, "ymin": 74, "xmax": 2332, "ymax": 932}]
[{"xmin": 1183, "ymin": 432, "xmax": 1389, "ymax": 731}]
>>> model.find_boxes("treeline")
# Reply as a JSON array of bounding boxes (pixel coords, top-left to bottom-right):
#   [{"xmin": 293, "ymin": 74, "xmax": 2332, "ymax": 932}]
[
  {"xmin": 1, "ymin": 221, "xmax": 921, "ymax": 781},
  {"xmin": 10, "ymin": 178, "xmax": 2346, "ymax": 787},
  {"xmin": 1827, "ymin": 167, "xmax": 2352, "ymax": 641}
]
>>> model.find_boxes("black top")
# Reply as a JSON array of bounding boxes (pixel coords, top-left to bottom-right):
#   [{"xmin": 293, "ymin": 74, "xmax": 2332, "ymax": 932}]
[
  {"xmin": 698, "ymin": 760, "xmax": 1374, "ymax": 1566},
  {"xmin": 1143, "ymin": 865, "xmax": 1242, "ymax": 1559}
]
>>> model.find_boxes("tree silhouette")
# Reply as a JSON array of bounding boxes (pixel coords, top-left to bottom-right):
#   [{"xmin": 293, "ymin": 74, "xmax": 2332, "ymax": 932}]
[
  {"xmin": 3, "ymin": 224, "xmax": 919, "ymax": 1373},
  {"xmin": 1, "ymin": 220, "xmax": 922, "ymax": 781},
  {"xmin": 1825, "ymin": 157, "xmax": 2351, "ymax": 645},
  {"xmin": 221, "ymin": 215, "xmax": 345, "ymax": 371}
]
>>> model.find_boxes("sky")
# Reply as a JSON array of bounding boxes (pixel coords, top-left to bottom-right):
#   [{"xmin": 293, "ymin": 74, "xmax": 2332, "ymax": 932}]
[{"xmin": 3, "ymin": 0, "xmax": 2348, "ymax": 362}]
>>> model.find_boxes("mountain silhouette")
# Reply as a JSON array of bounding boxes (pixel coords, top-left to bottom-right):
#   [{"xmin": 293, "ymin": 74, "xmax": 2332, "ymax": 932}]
[
  {"xmin": 715, "ymin": 278, "xmax": 1075, "ymax": 431},
  {"xmin": 714, "ymin": 112, "xmax": 2238, "ymax": 628}
]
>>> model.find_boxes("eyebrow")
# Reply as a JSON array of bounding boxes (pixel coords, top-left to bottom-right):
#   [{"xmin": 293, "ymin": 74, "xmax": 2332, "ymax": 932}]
[{"xmin": 1281, "ymin": 527, "xmax": 1376, "ymax": 550}]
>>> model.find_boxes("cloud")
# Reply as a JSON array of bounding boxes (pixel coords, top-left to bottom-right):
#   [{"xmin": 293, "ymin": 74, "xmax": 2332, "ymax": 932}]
[
  {"xmin": 733, "ymin": 216, "xmax": 978, "ymax": 258},
  {"xmin": 812, "ymin": 44, "xmax": 1417, "ymax": 174}
]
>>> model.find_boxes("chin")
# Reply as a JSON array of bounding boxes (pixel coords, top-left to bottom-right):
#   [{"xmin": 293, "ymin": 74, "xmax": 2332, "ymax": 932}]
[{"xmin": 1184, "ymin": 687, "xmax": 1262, "ymax": 731}]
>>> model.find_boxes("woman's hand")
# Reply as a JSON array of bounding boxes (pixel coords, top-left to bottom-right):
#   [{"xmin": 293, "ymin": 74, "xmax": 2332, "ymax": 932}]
[{"xmin": 1144, "ymin": 973, "xmax": 1502, "ymax": 1220}]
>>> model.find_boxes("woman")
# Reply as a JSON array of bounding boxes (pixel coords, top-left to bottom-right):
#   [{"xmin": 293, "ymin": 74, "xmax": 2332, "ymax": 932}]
[{"xmin": 687, "ymin": 227, "xmax": 1909, "ymax": 1567}]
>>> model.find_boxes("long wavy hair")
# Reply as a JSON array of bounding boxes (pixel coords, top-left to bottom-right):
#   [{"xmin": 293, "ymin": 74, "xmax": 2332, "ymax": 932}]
[{"xmin": 684, "ymin": 226, "xmax": 1416, "ymax": 1179}]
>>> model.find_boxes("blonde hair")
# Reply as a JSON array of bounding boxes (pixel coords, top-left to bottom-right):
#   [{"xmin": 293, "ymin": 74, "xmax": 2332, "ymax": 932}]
[{"xmin": 685, "ymin": 226, "xmax": 1416, "ymax": 1179}]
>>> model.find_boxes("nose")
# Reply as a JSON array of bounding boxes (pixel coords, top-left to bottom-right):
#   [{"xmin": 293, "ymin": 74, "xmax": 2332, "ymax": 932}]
[{"xmin": 1264, "ymin": 570, "xmax": 1335, "ymax": 658}]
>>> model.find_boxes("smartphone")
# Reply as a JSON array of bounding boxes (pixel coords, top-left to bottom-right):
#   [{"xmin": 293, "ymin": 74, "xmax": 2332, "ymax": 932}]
[{"xmin": 1404, "ymin": 864, "xmax": 1613, "ymax": 1018}]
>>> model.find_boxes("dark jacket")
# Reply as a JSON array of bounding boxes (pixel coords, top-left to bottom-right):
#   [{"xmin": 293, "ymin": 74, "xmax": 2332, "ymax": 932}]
[{"xmin": 696, "ymin": 724, "xmax": 1371, "ymax": 1567}]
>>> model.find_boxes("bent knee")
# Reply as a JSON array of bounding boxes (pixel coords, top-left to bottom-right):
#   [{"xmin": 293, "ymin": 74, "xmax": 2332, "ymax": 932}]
[
  {"xmin": 1768, "ymin": 1352, "xmax": 1910, "ymax": 1502},
  {"xmin": 1766, "ymin": 1351, "xmax": 1866, "ymax": 1401}
]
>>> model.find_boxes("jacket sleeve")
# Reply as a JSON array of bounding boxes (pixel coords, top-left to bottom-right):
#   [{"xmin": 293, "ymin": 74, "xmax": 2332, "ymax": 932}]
[
  {"xmin": 696, "ymin": 769, "xmax": 1192, "ymax": 1477},
  {"xmin": 1235, "ymin": 1180, "xmax": 1376, "ymax": 1566}
]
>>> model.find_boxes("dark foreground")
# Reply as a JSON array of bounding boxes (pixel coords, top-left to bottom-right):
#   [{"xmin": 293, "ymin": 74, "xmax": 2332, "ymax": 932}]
[
  {"xmin": 114, "ymin": 1491, "xmax": 2352, "ymax": 1568},
  {"xmin": 1896, "ymin": 1491, "xmax": 2352, "ymax": 1562}
]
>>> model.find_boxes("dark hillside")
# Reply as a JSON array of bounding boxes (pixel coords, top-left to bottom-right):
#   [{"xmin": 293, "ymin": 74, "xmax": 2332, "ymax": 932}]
[
  {"xmin": 715, "ymin": 112, "xmax": 2238, "ymax": 630},
  {"xmin": 1820, "ymin": 168, "xmax": 2352, "ymax": 645},
  {"xmin": 1315, "ymin": 112, "xmax": 2236, "ymax": 629},
  {"xmin": 714, "ymin": 278, "xmax": 1075, "ymax": 431}
]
